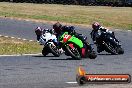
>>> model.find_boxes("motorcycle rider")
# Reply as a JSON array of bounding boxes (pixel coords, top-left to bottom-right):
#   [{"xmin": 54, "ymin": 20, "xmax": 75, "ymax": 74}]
[
  {"xmin": 53, "ymin": 22, "xmax": 90, "ymax": 48},
  {"xmin": 90, "ymin": 22, "xmax": 117, "ymax": 53},
  {"xmin": 35, "ymin": 27, "xmax": 44, "ymax": 41},
  {"xmin": 35, "ymin": 27, "xmax": 57, "ymax": 44}
]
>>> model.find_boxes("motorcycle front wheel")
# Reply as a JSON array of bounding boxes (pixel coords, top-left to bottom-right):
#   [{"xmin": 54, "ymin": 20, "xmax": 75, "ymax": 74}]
[
  {"xmin": 42, "ymin": 46, "xmax": 49, "ymax": 56},
  {"xmin": 48, "ymin": 43, "xmax": 60, "ymax": 57},
  {"xmin": 103, "ymin": 41, "xmax": 118, "ymax": 55},
  {"xmin": 116, "ymin": 47, "xmax": 124, "ymax": 54}
]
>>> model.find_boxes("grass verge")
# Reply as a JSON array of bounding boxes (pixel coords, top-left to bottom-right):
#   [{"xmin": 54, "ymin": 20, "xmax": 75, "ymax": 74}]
[
  {"xmin": 0, "ymin": 2, "xmax": 132, "ymax": 30},
  {"xmin": 0, "ymin": 36, "xmax": 42, "ymax": 55}
]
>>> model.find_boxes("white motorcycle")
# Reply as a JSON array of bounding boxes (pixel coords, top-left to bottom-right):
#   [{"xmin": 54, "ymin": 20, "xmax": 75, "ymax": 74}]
[{"xmin": 39, "ymin": 29, "xmax": 60, "ymax": 57}]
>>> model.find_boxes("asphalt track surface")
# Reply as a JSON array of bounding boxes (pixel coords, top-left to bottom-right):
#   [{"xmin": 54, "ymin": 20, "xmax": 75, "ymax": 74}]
[{"xmin": 0, "ymin": 18, "xmax": 132, "ymax": 88}]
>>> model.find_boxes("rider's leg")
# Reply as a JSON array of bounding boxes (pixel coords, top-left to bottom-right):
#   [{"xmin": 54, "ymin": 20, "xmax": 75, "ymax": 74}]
[
  {"xmin": 75, "ymin": 34, "xmax": 92, "ymax": 51},
  {"xmin": 96, "ymin": 44, "xmax": 104, "ymax": 53},
  {"xmin": 37, "ymin": 35, "xmax": 40, "ymax": 41}
]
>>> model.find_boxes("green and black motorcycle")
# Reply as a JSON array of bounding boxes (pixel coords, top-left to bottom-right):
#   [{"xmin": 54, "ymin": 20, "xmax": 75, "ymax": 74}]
[{"xmin": 59, "ymin": 32, "xmax": 97, "ymax": 60}]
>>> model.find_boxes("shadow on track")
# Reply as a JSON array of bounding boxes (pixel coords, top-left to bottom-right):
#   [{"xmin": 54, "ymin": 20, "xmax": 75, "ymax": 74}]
[
  {"xmin": 98, "ymin": 53, "xmax": 113, "ymax": 55},
  {"xmin": 49, "ymin": 58, "xmax": 81, "ymax": 60},
  {"xmin": 32, "ymin": 55, "xmax": 55, "ymax": 57},
  {"xmin": 33, "ymin": 55, "xmax": 85, "ymax": 60}
]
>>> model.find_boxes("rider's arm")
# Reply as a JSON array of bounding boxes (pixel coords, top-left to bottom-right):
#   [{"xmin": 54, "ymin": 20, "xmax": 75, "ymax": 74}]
[
  {"xmin": 99, "ymin": 26, "xmax": 115, "ymax": 36},
  {"xmin": 99, "ymin": 26, "xmax": 108, "ymax": 32},
  {"xmin": 90, "ymin": 31, "xmax": 96, "ymax": 43}
]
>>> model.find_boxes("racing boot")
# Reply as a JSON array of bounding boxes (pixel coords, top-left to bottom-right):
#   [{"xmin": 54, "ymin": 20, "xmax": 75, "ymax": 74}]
[
  {"xmin": 97, "ymin": 44, "xmax": 103, "ymax": 53},
  {"xmin": 84, "ymin": 41, "xmax": 92, "ymax": 51},
  {"xmin": 59, "ymin": 48, "xmax": 64, "ymax": 54}
]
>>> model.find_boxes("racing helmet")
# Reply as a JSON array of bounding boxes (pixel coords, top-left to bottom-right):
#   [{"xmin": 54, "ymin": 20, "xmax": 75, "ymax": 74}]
[
  {"xmin": 92, "ymin": 22, "xmax": 101, "ymax": 30},
  {"xmin": 35, "ymin": 27, "xmax": 43, "ymax": 35},
  {"xmin": 53, "ymin": 22, "xmax": 62, "ymax": 34}
]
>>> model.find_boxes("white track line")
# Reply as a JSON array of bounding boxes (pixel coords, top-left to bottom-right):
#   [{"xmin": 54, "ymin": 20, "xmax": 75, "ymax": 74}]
[
  {"xmin": 0, "ymin": 34, "xmax": 36, "ymax": 42},
  {"xmin": 17, "ymin": 38, "xmax": 21, "ymax": 40},
  {"xmin": 115, "ymin": 29, "xmax": 119, "ymax": 31},
  {"xmin": 0, "ymin": 55, "xmax": 21, "ymax": 57},
  {"xmin": 0, "ymin": 35, "xmax": 35, "ymax": 42},
  {"xmin": 29, "ymin": 40, "xmax": 34, "ymax": 42},
  {"xmin": 0, "ymin": 53, "xmax": 41, "ymax": 57},
  {"xmin": 11, "ymin": 37, "xmax": 15, "ymax": 39},
  {"xmin": 22, "ymin": 53, "xmax": 41, "ymax": 56},
  {"xmin": 4, "ymin": 36, "xmax": 9, "ymax": 38},
  {"xmin": 66, "ymin": 82, "xmax": 77, "ymax": 84},
  {"xmin": 22, "ymin": 39, "xmax": 27, "ymax": 41},
  {"xmin": 114, "ymin": 29, "xmax": 132, "ymax": 32}
]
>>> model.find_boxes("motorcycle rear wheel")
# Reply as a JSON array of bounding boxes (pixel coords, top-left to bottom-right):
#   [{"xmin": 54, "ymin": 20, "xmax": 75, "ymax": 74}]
[{"xmin": 65, "ymin": 44, "xmax": 81, "ymax": 60}]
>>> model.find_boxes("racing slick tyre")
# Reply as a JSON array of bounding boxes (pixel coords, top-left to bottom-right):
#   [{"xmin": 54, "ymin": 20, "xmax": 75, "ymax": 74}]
[
  {"xmin": 65, "ymin": 44, "xmax": 81, "ymax": 60},
  {"xmin": 48, "ymin": 44, "xmax": 60, "ymax": 57},
  {"xmin": 42, "ymin": 47, "xmax": 49, "ymax": 56},
  {"xmin": 103, "ymin": 41, "xmax": 118, "ymax": 55},
  {"xmin": 117, "ymin": 47, "xmax": 124, "ymax": 54}
]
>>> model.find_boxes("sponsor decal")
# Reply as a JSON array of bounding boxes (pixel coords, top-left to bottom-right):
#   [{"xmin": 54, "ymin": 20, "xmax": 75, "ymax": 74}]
[
  {"xmin": 76, "ymin": 66, "xmax": 131, "ymax": 85},
  {"xmin": 63, "ymin": 34, "xmax": 71, "ymax": 42}
]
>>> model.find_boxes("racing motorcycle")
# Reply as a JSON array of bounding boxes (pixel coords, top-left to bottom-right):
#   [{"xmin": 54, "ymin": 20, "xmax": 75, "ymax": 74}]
[
  {"xmin": 59, "ymin": 32, "xmax": 97, "ymax": 60},
  {"xmin": 96, "ymin": 31, "xmax": 124, "ymax": 55},
  {"xmin": 39, "ymin": 29, "xmax": 60, "ymax": 57}
]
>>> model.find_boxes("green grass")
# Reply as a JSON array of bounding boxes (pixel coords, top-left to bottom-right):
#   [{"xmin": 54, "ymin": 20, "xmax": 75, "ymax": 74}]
[
  {"xmin": 0, "ymin": 36, "xmax": 42, "ymax": 55},
  {"xmin": 0, "ymin": 2, "xmax": 132, "ymax": 30}
]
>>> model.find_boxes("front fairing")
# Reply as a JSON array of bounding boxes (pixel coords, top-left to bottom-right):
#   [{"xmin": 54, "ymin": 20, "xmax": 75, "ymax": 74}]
[
  {"xmin": 39, "ymin": 32, "xmax": 57, "ymax": 45},
  {"xmin": 68, "ymin": 36, "xmax": 84, "ymax": 48},
  {"xmin": 59, "ymin": 32, "xmax": 84, "ymax": 48}
]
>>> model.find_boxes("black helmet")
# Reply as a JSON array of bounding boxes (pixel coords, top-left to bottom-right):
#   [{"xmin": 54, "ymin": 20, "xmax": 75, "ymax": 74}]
[
  {"xmin": 53, "ymin": 22, "xmax": 62, "ymax": 34},
  {"xmin": 35, "ymin": 27, "xmax": 43, "ymax": 35}
]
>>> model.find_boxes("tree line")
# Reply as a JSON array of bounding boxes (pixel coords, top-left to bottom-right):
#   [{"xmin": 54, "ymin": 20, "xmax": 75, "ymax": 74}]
[{"xmin": 1, "ymin": 0, "xmax": 132, "ymax": 6}]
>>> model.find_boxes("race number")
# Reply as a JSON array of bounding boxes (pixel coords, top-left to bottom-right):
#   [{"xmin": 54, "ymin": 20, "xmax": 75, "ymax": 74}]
[{"xmin": 63, "ymin": 34, "xmax": 71, "ymax": 42}]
